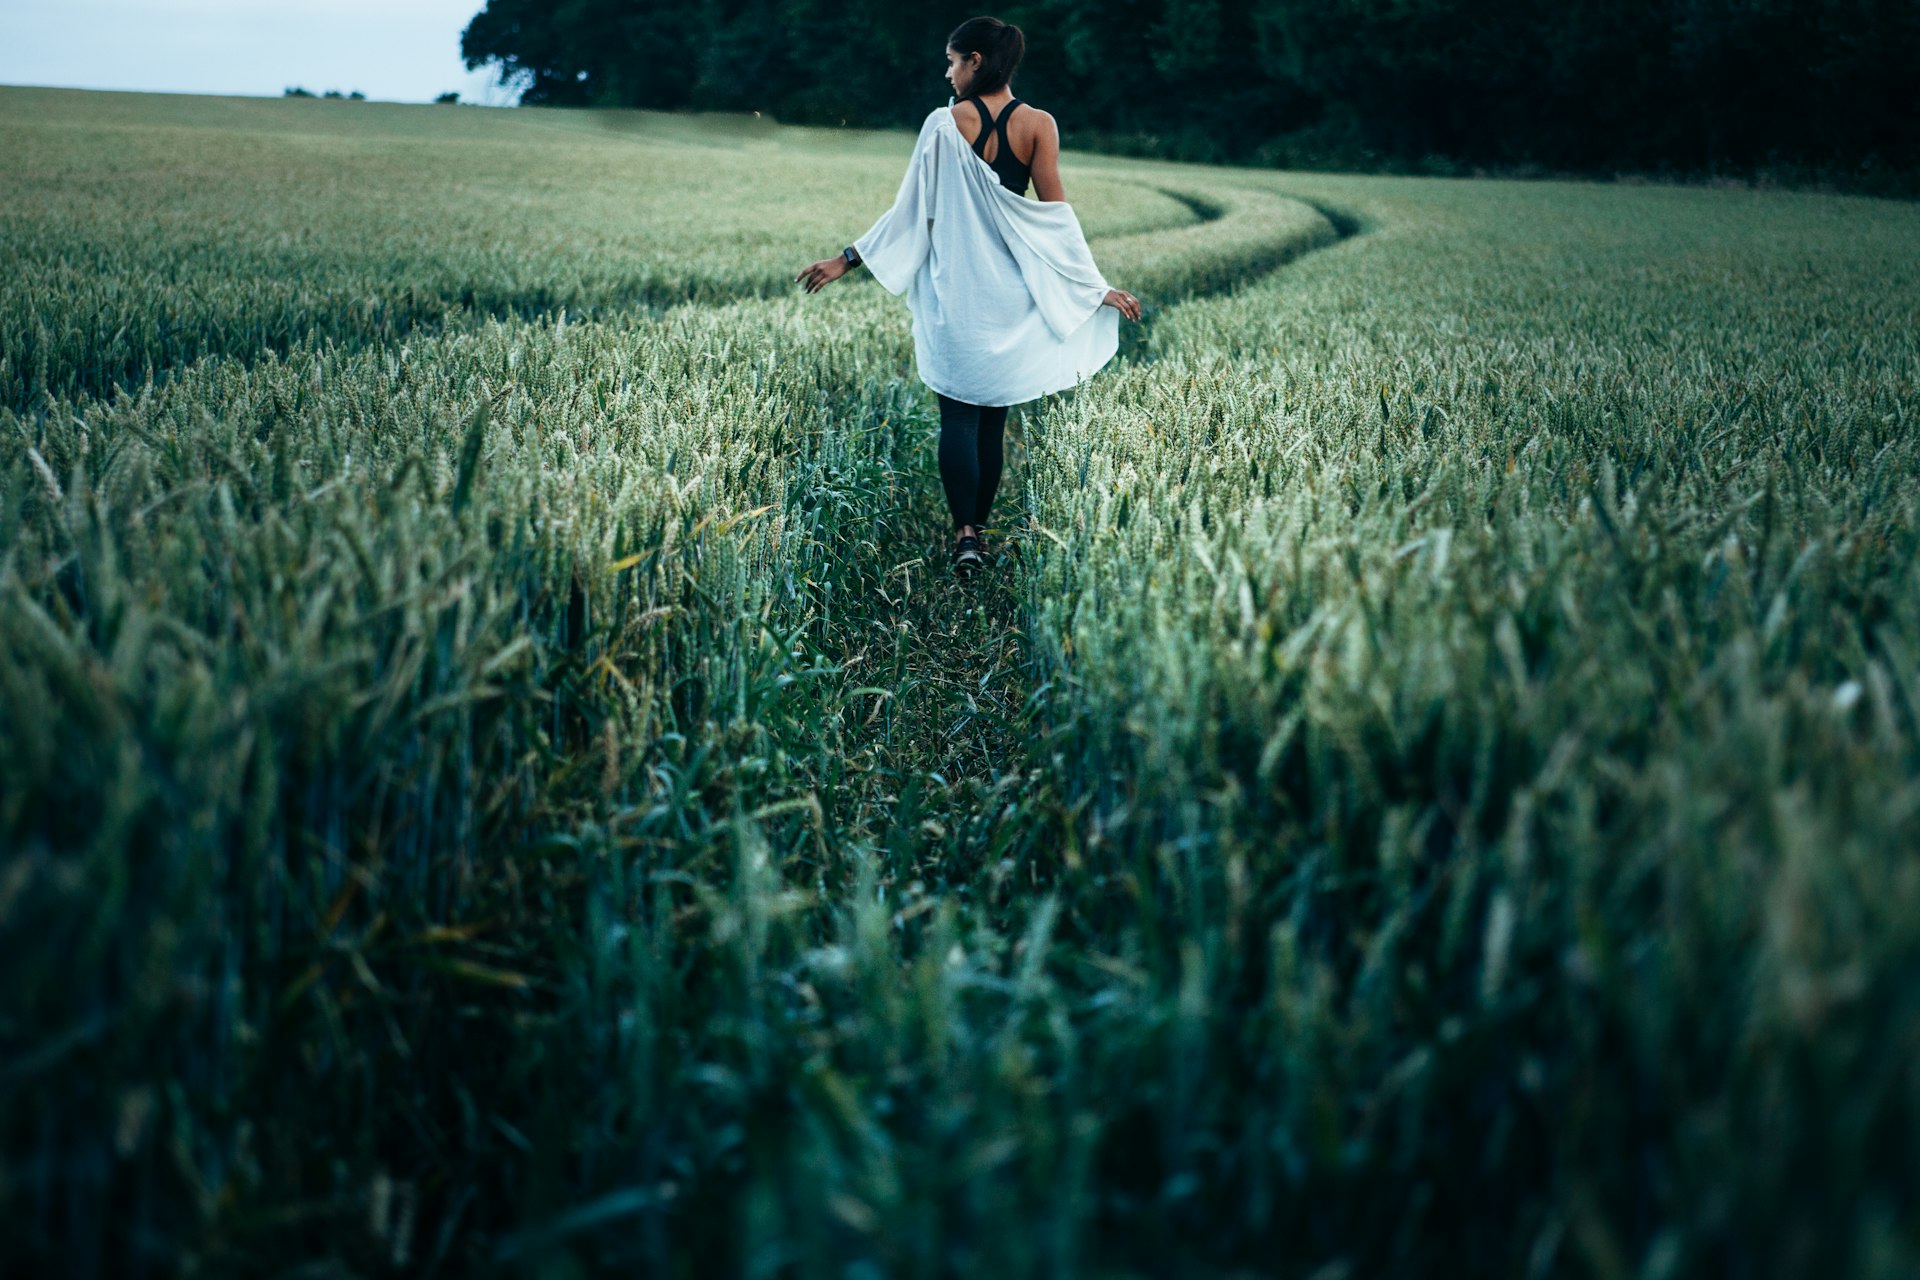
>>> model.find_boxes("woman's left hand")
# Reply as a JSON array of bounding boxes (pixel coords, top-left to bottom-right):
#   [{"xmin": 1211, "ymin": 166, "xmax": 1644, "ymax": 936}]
[
  {"xmin": 1102, "ymin": 288, "xmax": 1141, "ymax": 322},
  {"xmin": 796, "ymin": 256, "xmax": 851, "ymax": 293}
]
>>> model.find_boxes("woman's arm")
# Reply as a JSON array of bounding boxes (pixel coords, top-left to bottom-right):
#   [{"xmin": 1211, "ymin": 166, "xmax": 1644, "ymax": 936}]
[
  {"xmin": 797, "ymin": 113, "xmax": 938, "ymax": 296},
  {"xmin": 1024, "ymin": 112, "xmax": 1137, "ymax": 318},
  {"xmin": 1028, "ymin": 111, "xmax": 1066, "ymax": 203}
]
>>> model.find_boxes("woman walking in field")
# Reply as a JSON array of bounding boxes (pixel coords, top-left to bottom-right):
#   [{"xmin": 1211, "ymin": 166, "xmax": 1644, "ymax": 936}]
[{"xmin": 796, "ymin": 16, "xmax": 1141, "ymax": 576}]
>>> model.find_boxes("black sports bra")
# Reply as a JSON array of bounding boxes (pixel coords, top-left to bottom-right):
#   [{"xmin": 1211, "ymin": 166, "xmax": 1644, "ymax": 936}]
[{"xmin": 961, "ymin": 95, "xmax": 1031, "ymax": 197}]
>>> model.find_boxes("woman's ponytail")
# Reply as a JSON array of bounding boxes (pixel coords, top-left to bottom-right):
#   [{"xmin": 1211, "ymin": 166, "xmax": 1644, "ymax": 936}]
[
  {"xmin": 948, "ymin": 16, "xmax": 1026, "ymax": 97},
  {"xmin": 999, "ymin": 23, "xmax": 1025, "ymax": 63}
]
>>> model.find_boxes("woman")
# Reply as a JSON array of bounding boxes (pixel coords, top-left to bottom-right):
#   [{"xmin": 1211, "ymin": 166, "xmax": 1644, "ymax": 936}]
[{"xmin": 795, "ymin": 16, "xmax": 1141, "ymax": 576}]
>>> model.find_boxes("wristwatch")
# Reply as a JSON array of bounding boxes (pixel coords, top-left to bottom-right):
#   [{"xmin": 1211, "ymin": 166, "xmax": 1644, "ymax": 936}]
[{"xmin": 842, "ymin": 245, "xmax": 862, "ymax": 267}]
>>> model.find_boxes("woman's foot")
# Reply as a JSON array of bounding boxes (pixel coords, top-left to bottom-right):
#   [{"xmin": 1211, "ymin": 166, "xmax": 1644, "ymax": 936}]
[{"xmin": 953, "ymin": 531, "xmax": 984, "ymax": 576}]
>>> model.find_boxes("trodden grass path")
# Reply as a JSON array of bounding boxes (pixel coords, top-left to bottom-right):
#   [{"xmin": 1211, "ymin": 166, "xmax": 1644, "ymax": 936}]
[{"xmin": 778, "ymin": 190, "xmax": 1357, "ymax": 899}]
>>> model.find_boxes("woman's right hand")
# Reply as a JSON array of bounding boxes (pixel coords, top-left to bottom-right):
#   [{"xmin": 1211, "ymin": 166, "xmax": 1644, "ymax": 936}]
[
  {"xmin": 796, "ymin": 256, "xmax": 851, "ymax": 293},
  {"xmin": 1103, "ymin": 288, "xmax": 1141, "ymax": 322}
]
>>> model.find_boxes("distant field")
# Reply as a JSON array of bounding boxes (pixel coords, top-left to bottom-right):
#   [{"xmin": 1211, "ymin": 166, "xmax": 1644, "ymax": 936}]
[
  {"xmin": 0, "ymin": 86, "xmax": 1274, "ymax": 410},
  {"xmin": 4, "ymin": 85, "xmax": 1917, "ymax": 1278}
]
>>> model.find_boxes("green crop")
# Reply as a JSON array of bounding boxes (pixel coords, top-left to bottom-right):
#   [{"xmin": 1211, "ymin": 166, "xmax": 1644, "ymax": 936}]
[
  {"xmin": 4, "ymin": 86, "xmax": 1917, "ymax": 1279},
  {"xmin": 0, "ymin": 87, "xmax": 1196, "ymax": 411}
]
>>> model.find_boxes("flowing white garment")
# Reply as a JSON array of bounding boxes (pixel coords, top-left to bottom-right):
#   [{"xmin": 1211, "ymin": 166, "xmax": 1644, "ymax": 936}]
[{"xmin": 852, "ymin": 105, "xmax": 1119, "ymax": 408}]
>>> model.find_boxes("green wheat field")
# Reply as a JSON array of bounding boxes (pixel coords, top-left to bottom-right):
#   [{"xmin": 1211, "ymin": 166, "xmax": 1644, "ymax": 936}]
[{"xmin": 4, "ymin": 86, "xmax": 1918, "ymax": 1278}]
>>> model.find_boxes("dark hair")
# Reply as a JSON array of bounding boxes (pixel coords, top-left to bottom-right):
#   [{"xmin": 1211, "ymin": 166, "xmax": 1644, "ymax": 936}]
[{"xmin": 947, "ymin": 16, "xmax": 1025, "ymax": 98}]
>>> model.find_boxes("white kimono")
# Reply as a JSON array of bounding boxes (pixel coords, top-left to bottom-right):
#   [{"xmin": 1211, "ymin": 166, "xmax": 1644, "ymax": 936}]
[{"xmin": 852, "ymin": 104, "xmax": 1120, "ymax": 408}]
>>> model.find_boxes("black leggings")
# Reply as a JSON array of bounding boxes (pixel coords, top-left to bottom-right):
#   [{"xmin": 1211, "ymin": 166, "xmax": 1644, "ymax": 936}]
[{"xmin": 936, "ymin": 392, "xmax": 1010, "ymax": 531}]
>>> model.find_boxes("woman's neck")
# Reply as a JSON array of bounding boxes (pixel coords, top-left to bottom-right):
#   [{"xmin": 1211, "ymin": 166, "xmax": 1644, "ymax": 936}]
[{"xmin": 968, "ymin": 85, "xmax": 1013, "ymax": 105}]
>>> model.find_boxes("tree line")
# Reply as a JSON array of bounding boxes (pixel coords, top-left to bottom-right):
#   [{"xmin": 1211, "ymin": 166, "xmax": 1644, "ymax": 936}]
[{"xmin": 460, "ymin": 0, "xmax": 1917, "ymax": 190}]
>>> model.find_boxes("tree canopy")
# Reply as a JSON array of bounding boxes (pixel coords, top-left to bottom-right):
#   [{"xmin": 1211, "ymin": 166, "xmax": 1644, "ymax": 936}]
[{"xmin": 461, "ymin": 0, "xmax": 1919, "ymax": 186}]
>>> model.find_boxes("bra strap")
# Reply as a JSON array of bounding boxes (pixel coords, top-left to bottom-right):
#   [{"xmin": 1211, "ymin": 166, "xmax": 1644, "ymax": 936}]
[
  {"xmin": 996, "ymin": 100, "xmax": 1022, "ymax": 138},
  {"xmin": 967, "ymin": 96, "xmax": 993, "ymax": 156},
  {"xmin": 965, "ymin": 96, "xmax": 1025, "ymax": 168}
]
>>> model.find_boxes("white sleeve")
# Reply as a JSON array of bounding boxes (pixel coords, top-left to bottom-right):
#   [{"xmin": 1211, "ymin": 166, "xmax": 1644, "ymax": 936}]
[
  {"xmin": 852, "ymin": 117, "xmax": 939, "ymax": 296},
  {"xmin": 988, "ymin": 197, "xmax": 1112, "ymax": 341}
]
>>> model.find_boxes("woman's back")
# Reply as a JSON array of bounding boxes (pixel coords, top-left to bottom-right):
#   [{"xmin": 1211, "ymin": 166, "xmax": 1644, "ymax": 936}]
[
  {"xmin": 848, "ymin": 104, "xmax": 1118, "ymax": 407},
  {"xmin": 950, "ymin": 95, "xmax": 1037, "ymax": 197}
]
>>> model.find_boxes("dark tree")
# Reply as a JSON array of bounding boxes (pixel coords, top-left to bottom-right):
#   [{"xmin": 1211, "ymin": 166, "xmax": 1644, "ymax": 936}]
[{"xmin": 458, "ymin": 0, "xmax": 1919, "ymax": 189}]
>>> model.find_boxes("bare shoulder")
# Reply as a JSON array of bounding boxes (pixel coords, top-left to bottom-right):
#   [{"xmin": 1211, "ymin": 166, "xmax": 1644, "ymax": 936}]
[
  {"xmin": 1022, "ymin": 107, "xmax": 1059, "ymax": 163},
  {"xmin": 1000, "ymin": 104, "xmax": 1054, "ymax": 155},
  {"xmin": 944, "ymin": 101, "xmax": 976, "ymax": 135}
]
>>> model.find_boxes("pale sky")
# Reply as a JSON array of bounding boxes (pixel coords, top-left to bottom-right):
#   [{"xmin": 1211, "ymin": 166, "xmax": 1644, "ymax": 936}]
[{"xmin": 0, "ymin": 0, "xmax": 524, "ymax": 104}]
